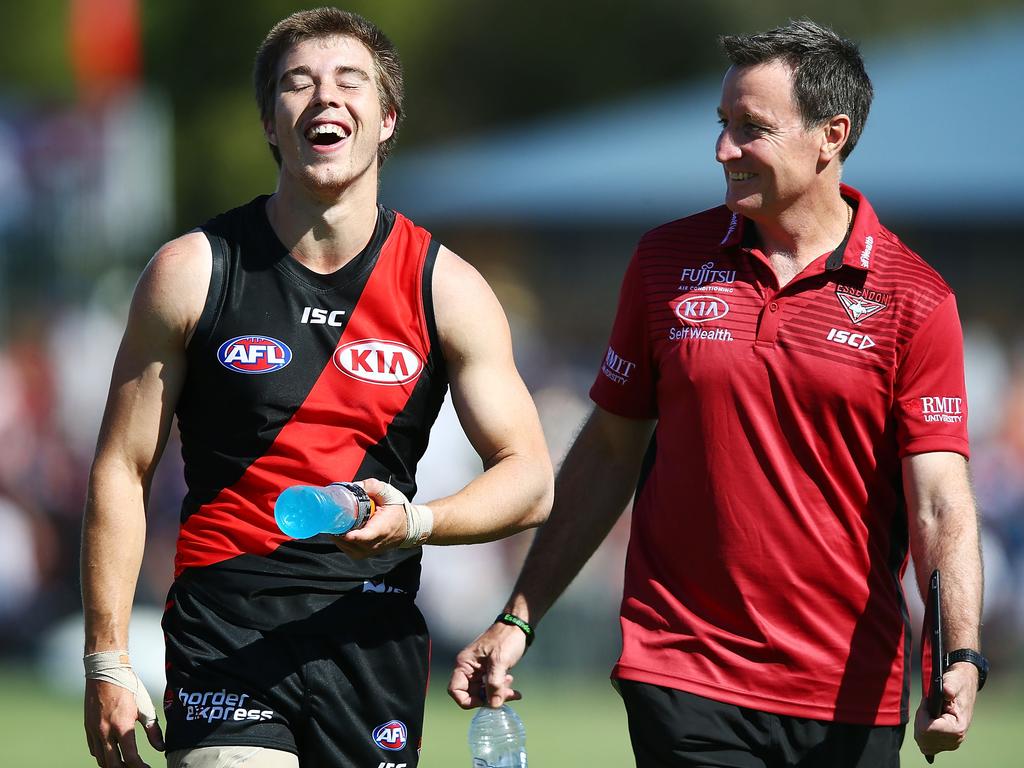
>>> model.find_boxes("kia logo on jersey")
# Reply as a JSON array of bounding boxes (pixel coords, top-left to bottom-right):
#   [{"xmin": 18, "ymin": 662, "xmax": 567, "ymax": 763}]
[
  {"xmin": 217, "ymin": 335, "xmax": 292, "ymax": 374},
  {"xmin": 675, "ymin": 295, "xmax": 730, "ymax": 324},
  {"xmin": 334, "ymin": 339, "xmax": 424, "ymax": 386},
  {"xmin": 372, "ymin": 719, "xmax": 408, "ymax": 751}
]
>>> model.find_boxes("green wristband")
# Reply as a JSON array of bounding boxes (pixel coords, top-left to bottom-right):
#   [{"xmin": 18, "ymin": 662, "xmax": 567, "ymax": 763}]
[{"xmin": 496, "ymin": 612, "xmax": 534, "ymax": 647}]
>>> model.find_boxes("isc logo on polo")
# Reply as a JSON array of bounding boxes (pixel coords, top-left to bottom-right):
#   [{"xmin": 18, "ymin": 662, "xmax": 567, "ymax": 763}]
[
  {"xmin": 217, "ymin": 335, "xmax": 292, "ymax": 374},
  {"xmin": 373, "ymin": 719, "xmax": 408, "ymax": 751},
  {"xmin": 334, "ymin": 339, "xmax": 424, "ymax": 385},
  {"xmin": 826, "ymin": 327, "xmax": 875, "ymax": 351}
]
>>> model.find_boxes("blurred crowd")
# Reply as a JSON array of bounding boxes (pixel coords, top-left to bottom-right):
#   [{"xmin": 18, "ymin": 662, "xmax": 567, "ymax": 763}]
[{"xmin": 0, "ymin": 285, "xmax": 1022, "ymax": 681}]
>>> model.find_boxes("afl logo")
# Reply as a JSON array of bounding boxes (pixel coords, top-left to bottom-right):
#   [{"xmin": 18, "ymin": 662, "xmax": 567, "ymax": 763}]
[
  {"xmin": 217, "ymin": 335, "xmax": 292, "ymax": 374},
  {"xmin": 675, "ymin": 296, "xmax": 730, "ymax": 324},
  {"xmin": 372, "ymin": 719, "xmax": 408, "ymax": 751},
  {"xmin": 334, "ymin": 339, "xmax": 424, "ymax": 386}
]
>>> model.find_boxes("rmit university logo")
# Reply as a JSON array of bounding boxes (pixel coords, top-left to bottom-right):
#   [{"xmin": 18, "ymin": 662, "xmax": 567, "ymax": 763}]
[
  {"xmin": 334, "ymin": 339, "xmax": 424, "ymax": 386},
  {"xmin": 372, "ymin": 719, "xmax": 408, "ymax": 751},
  {"xmin": 921, "ymin": 396, "xmax": 964, "ymax": 423},
  {"xmin": 675, "ymin": 295, "xmax": 730, "ymax": 324},
  {"xmin": 217, "ymin": 335, "xmax": 292, "ymax": 374}
]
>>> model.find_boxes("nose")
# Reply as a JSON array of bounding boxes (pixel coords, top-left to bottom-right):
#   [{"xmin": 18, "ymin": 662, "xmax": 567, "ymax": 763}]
[
  {"xmin": 312, "ymin": 80, "xmax": 343, "ymax": 108},
  {"xmin": 716, "ymin": 128, "xmax": 740, "ymax": 164}
]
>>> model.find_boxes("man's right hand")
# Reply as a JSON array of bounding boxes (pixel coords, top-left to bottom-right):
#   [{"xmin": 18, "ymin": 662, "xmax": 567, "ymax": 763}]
[
  {"xmin": 84, "ymin": 676, "xmax": 164, "ymax": 768},
  {"xmin": 448, "ymin": 621, "xmax": 527, "ymax": 710}
]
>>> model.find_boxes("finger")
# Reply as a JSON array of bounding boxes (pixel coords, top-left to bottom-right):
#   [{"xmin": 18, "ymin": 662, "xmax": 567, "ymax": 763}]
[
  {"xmin": 116, "ymin": 728, "xmax": 150, "ymax": 768},
  {"xmin": 144, "ymin": 720, "xmax": 165, "ymax": 752},
  {"xmin": 100, "ymin": 737, "xmax": 126, "ymax": 768}
]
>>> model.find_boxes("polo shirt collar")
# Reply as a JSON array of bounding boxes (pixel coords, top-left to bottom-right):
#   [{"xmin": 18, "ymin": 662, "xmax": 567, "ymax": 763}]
[{"xmin": 718, "ymin": 183, "xmax": 882, "ymax": 273}]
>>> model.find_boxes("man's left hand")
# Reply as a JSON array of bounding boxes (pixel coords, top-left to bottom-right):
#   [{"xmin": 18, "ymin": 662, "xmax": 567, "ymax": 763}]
[{"xmin": 914, "ymin": 661, "xmax": 979, "ymax": 759}]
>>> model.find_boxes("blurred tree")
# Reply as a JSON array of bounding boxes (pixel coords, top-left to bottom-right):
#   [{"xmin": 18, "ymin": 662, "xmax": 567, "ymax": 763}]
[{"xmin": 0, "ymin": 0, "xmax": 1021, "ymax": 246}]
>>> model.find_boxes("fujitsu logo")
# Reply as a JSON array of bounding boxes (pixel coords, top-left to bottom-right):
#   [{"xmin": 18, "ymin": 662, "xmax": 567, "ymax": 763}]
[
  {"xmin": 333, "ymin": 339, "xmax": 424, "ymax": 386},
  {"xmin": 921, "ymin": 396, "xmax": 964, "ymax": 423}
]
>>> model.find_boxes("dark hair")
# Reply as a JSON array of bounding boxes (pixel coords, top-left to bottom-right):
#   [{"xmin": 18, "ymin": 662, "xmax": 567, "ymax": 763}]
[
  {"xmin": 719, "ymin": 18, "xmax": 872, "ymax": 160},
  {"xmin": 253, "ymin": 7, "xmax": 404, "ymax": 166}
]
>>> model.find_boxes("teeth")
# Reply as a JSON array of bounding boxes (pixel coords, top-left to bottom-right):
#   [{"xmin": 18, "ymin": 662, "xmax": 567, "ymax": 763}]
[
  {"xmin": 729, "ymin": 172, "xmax": 755, "ymax": 181},
  {"xmin": 306, "ymin": 124, "xmax": 346, "ymax": 140}
]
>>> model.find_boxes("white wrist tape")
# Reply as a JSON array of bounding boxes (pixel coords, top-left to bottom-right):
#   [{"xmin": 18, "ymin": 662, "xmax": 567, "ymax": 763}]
[
  {"xmin": 400, "ymin": 502, "xmax": 433, "ymax": 548},
  {"xmin": 84, "ymin": 650, "xmax": 158, "ymax": 727}
]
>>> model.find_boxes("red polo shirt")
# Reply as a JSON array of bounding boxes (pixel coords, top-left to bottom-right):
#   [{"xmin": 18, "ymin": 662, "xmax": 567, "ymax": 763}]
[{"xmin": 591, "ymin": 184, "xmax": 969, "ymax": 725}]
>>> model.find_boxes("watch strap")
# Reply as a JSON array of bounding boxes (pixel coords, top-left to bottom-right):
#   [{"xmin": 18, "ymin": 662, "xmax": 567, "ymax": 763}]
[{"xmin": 945, "ymin": 648, "xmax": 988, "ymax": 691}]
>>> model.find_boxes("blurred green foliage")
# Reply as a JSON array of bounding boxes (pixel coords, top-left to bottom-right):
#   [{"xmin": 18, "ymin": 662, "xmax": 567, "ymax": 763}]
[{"xmin": 1, "ymin": 0, "xmax": 1020, "ymax": 235}]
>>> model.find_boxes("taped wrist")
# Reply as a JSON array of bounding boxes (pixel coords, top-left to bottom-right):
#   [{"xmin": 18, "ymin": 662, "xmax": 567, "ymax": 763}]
[
  {"xmin": 84, "ymin": 650, "xmax": 158, "ymax": 727},
  {"xmin": 399, "ymin": 502, "xmax": 433, "ymax": 548}
]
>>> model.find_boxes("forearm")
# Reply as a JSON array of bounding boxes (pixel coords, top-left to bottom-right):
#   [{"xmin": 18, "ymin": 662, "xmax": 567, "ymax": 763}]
[
  {"xmin": 424, "ymin": 449, "xmax": 553, "ymax": 544},
  {"xmin": 908, "ymin": 455, "xmax": 983, "ymax": 650},
  {"xmin": 81, "ymin": 461, "xmax": 148, "ymax": 653},
  {"xmin": 504, "ymin": 409, "xmax": 654, "ymax": 626}
]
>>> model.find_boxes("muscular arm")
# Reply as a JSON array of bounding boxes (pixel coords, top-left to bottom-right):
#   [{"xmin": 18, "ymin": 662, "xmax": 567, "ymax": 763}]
[
  {"xmin": 906, "ymin": 451, "xmax": 983, "ymax": 757},
  {"xmin": 81, "ymin": 232, "xmax": 209, "ymax": 766},
  {"xmin": 417, "ymin": 246, "xmax": 554, "ymax": 543},
  {"xmin": 449, "ymin": 405, "xmax": 654, "ymax": 707}
]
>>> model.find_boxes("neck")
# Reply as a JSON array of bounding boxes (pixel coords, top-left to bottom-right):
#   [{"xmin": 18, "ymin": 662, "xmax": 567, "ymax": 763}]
[
  {"xmin": 267, "ymin": 167, "xmax": 381, "ymax": 273},
  {"xmin": 753, "ymin": 190, "xmax": 850, "ymax": 268}
]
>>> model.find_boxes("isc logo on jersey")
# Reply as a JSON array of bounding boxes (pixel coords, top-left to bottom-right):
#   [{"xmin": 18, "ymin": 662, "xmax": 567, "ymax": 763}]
[
  {"xmin": 372, "ymin": 719, "xmax": 408, "ymax": 751},
  {"xmin": 334, "ymin": 339, "xmax": 424, "ymax": 386},
  {"xmin": 217, "ymin": 335, "xmax": 292, "ymax": 374}
]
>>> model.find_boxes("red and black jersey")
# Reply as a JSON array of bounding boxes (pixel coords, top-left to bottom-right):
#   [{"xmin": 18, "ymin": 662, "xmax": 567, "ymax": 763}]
[
  {"xmin": 172, "ymin": 196, "xmax": 448, "ymax": 630},
  {"xmin": 591, "ymin": 184, "xmax": 969, "ymax": 726}
]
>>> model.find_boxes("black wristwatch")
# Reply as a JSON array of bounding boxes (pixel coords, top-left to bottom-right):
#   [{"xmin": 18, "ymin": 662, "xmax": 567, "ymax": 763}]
[{"xmin": 945, "ymin": 648, "xmax": 988, "ymax": 691}]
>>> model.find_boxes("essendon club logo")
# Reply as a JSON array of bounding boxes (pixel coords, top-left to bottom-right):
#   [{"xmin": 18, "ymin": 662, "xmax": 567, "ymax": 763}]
[
  {"xmin": 333, "ymin": 339, "xmax": 424, "ymax": 386},
  {"xmin": 835, "ymin": 286, "xmax": 888, "ymax": 325}
]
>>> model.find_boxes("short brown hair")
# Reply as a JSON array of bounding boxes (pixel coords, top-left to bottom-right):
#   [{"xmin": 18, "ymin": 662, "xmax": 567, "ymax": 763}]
[
  {"xmin": 719, "ymin": 18, "xmax": 872, "ymax": 161},
  {"xmin": 253, "ymin": 7, "xmax": 404, "ymax": 166}
]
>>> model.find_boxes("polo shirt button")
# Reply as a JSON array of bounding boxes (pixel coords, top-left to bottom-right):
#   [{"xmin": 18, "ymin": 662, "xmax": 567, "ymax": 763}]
[{"xmin": 769, "ymin": 302, "xmax": 779, "ymax": 312}]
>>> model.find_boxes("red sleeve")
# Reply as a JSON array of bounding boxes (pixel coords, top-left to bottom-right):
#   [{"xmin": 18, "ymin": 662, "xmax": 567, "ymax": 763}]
[
  {"xmin": 589, "ymin": 251, "xmax": 658, "ymax": 419},
  {"xmin": 894, "ymin": 293, "xmax": 970, "ymax": 458}
]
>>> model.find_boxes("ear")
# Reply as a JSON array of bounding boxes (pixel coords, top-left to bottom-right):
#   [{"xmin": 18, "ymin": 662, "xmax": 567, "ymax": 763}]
[
  {"xmin": 379, "ymin": 108, "xmax": 397, "ymax": 143},
  {"xmin": 820, "ymin": 114, "xmax": 851, "ymax": 163},
  {"xmin": 264, "ymin": 116, "xmax": 278, "ymax": 147}
]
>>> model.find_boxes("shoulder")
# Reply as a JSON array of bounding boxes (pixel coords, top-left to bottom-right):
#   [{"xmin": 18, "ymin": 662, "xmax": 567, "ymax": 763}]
[
  {"xmin": 133, "ymin": 231, "xmax": 212, "ymax": 341},
  {"xmin": 874, "ymin": 227, "xmax": 952, "ymax": 298},
  {"xmin": 638, "ymin": 205, "xmax": 735, "ymax": 249},
  {"xmin": 432, "ymin": 245, "xmax": 490, "ymax": 295},
  {"xmin": 431, "ymin": 246, "xmax": 510, "ymax": 363}
]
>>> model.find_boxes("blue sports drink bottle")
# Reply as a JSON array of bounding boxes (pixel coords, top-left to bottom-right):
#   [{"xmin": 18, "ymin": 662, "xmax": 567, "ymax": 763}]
[{"xmin": 274, "ymin": 482, "xmax": 375, "ymax": 539}]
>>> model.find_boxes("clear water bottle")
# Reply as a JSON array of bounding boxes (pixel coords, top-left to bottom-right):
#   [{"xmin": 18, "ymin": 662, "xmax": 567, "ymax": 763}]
[
  {"xmin": 274, "ymin": 482, "xmax": 374, "ymax": 539},
  {"xmin": 468, "ymin": 704, "xmax": 527, "ymax": 768}
]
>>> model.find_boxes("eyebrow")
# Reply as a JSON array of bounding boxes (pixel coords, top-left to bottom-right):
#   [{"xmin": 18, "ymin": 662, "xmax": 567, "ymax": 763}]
[
  {"xmin": 278, "ymin": 65, "xmax": 372, "ymax": 84},
  {"xmin": 717, "ymin": 106, "xmax": 772, "ymax": 124}
]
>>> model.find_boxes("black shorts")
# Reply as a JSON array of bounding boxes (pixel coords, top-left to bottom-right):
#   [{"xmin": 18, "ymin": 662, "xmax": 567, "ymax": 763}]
[
  {"xmin": 162, "ymin": 584, "xmax": 429, "ymax": 767},
  {"xmin": 617, "ymin": 679, "xmax": 905, "ymax": 768}
]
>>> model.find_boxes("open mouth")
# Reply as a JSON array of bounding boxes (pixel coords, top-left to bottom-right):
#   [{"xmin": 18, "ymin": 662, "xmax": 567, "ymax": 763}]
[{"xmin": 305, "ymin": 123, "xmax": 349, "ymax": 148}]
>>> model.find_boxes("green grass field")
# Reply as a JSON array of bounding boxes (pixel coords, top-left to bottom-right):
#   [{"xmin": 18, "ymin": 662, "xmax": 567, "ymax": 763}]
[{"xmin": 5, "ymin": 665, "xmax": 1018, "ymax": 766}]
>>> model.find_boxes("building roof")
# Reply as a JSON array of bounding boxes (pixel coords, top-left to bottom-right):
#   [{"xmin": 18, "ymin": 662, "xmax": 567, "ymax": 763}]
[{"xmin": 382, "ymin": 12, "xmax": 1023, "ymax": 226}]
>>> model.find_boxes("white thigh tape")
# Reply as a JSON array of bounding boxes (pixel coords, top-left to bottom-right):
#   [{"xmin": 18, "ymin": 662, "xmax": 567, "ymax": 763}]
[{"xmin": 84, "ymin": 650, "xmax": 158, "ymax": 727}]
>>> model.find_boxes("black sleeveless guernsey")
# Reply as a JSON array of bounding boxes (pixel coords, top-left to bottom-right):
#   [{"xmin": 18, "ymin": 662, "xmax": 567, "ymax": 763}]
[{"xmin": 171, "ymin": 196, "xmax": 448, "ymax": 630}]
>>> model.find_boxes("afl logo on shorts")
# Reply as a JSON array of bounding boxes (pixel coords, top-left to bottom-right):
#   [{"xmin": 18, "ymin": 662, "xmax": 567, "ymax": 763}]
[
  {"xmin": 334, "ymin": 339, "xmax": 424, "ymax": 386},
  {"xmin": 217, "ymin": 335, "xmax": 292, "ymax": 374},
  {"xmin": 372, "ymin": 719, "xmax": 408, "ymax": 751}
]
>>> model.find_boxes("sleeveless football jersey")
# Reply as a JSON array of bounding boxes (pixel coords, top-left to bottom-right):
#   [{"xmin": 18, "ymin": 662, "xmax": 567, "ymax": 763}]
[{"xmin": 171, "ymin": 195, "xmax": 448, "ymax": 630}]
